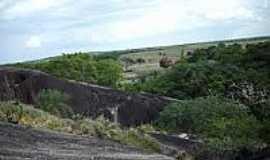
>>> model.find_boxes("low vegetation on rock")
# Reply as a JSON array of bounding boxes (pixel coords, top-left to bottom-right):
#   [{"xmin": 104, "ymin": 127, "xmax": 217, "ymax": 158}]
[
  {"xmin": 37, "ymin": 89, "xmax": 73, "ymax": 118},
  {"xmin": 0, "ymin": 101, "xmax": 161, "ymax": 152}
]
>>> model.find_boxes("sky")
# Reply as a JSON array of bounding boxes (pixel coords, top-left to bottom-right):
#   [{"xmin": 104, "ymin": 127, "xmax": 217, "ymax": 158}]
[{"xmin": 0, "ymin": 0, "xmax": 270, "ymax": 64}]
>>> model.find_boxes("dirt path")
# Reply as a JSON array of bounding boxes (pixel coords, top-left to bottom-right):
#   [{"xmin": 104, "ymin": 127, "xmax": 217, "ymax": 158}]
[{"xmin": 0, "ymin": 122, "xmax": 174, "ymax": 160}]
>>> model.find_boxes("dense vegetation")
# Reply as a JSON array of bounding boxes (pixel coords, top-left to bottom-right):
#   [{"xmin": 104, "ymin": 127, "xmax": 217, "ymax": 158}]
[
  {"xmin": 123, "ymin": 41, "xmax": 270, "ymax": 153},
  {"xmin": 157, "ymin": 97, "xmax": 261, "ymax": 151},
  {"xmin": 125, "ymin": 42, "xmax": 270, "ymax": 99},
  {"xmin": 14, "ymin": 53, "xmax": 123, "ymax": 88}
]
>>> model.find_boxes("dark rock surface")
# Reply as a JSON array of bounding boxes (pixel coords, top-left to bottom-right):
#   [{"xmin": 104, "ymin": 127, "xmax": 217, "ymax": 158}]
[
  {"xmin": 151, "ymin": 133, "xmax": 270, "ymax": 160},
  {"xmin": 0, "ymin": 122, "xmax": 174, "ymax": 160},
  {"xmin": 150, "ymin": 133, "xmax": 202, "ymax": 156},
  {"xmin": 0, "ymin": 67, "xmax": 172, "ymax": 126}
]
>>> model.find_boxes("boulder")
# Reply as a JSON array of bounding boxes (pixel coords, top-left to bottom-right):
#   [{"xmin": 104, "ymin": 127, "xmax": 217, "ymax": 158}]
[{"xmin": 0, "ymin": 67, "xmax": 171, "ymax": 126}]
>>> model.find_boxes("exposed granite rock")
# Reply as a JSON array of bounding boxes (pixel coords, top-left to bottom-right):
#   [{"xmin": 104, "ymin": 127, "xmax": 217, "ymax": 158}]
[
  {"xmin": 0, "ymin": 67, "xmax": 172, "ymax": 126},
  {"xmin": 0, "ymin": 122, "xmax": 174, "ymax": 160},
  {"xmin": 150, "ymin": 133, "xmax": 202, "ymax": 156},
  {"xmin": 151, "ymin": 133, "xmax": 270, "ymax": 160}
]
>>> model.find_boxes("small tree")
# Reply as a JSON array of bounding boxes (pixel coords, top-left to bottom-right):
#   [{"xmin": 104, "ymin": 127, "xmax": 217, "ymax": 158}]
[
  {"xmin": 37, "ymin": 89, "xmax": 73, "ymax": 118},
  {"xmin": 159, "ymin": 57, "xmax": 174, "ymax": 68},
  {"xmin": 95, "ymin": 59, "xmax": 123, "ymax": 88}
]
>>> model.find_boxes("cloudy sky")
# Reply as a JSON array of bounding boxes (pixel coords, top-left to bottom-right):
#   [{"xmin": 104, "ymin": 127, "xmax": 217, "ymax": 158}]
[{"xmin": 0, "ymin": 0, "xmax": 269, "ymax": 64}]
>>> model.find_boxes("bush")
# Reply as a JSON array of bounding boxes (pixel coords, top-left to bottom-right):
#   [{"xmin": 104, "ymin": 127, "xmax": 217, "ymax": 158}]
[
  {"xmin": 128, "ymin": 61, "xmax": 250, "ymax": 99},
  {"xmin": 159, "ymin": 57, "xmax": 174, "ymax": 68},
  {"xmin": 0, "ymin": 101, "xmax": 69, "ymax": 131},
  {"xmin": 125, "ymin": 42, "xmax": 270, "ymax": 102},
  {"xmin": 73, "ymin": 116, "xmax": 161, "ymax": 152},
  {"xmin": 14, "ymin": 53, "xmax": 124, "ymax": 88},
  {"xmin": 95, "ymin": 59, "xmax": 123, "ymax": 88},
  {"xmin": 37, "ymin": 89, "xmax": 74, "ymax": 118},
  {"xmin": 0, "ymin": 101, "xmax": 23, "ymax": 124},
  {"xmin": 156, "ymin": 96, "xmax": 261, "ymax": 151}
]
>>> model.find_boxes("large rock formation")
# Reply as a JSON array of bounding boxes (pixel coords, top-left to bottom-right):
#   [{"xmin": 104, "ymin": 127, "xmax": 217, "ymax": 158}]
[
  {"xmin": 0, "ymin": 67, "xmax": 171, "ymax": 126},
  {"xmin": 0, "ymin": 122, "xmax": 173, "ymax": 160}
]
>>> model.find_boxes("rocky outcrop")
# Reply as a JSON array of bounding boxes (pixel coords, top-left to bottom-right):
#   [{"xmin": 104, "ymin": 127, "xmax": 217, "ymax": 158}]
[
  {"xmin": 150, "ymin": 133, "xmax": 202, "ymax": 156},
  {"xmin": 0, "ymin": 122, "xmax": 173, "ymax": 160},
  {"xmin": 0, "ymin": 67, "xmax": 172, "ymax": 126}
]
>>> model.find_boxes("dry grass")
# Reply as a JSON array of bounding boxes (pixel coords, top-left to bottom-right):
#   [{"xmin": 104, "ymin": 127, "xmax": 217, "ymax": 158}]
[{"xmin": 0, "ymin": 101, "xmax": 161, "ymax": 152}]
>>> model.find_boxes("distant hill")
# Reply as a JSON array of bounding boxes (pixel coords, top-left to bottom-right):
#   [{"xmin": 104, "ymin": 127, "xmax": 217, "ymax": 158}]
[
  {"xmin": 105, "ymin": 36, "xmax": 270, "ymax": 81},
  {"xmin": 5, "ymin": 36, "xmax": 270, "ymax": 81}
]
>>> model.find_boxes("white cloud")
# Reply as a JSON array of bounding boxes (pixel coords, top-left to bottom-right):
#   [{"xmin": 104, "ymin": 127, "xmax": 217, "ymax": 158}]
[
  {"xmin": 194, "ymin": 0, "xmax": 254, "ymax": 20},
  {"xmin": 1, "ymin": 0, "xmax": 69, "ymax": 19},
  {"xmin": 89, "ymin": 1, "xmax": 192, "ymax": 43},
  {"xmin": 89, "ymin": 0, "xmax": 257, "ymax": 43},
  {"xmin": 1, "ymin": 0, "xmax": 267, "ymax": 63},
  {"xmin": 25, "ymin": 36, "xmax": 42, "ymax": 48}
]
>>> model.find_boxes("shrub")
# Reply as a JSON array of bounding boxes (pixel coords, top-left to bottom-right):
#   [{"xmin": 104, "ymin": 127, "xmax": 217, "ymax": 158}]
[
  {"xmin": 125, "ymin": 42, "xmax": 270, "ymax": 102},
  {"xmin": 37, "ymin": 89, "xmax": 74, "ymax": 118},
  {"xmin": 14, "ymin": 53, "xmax": 124, "ymax": 88},
  {"xmin": 131, "ymin": 61, "xmax": 248, "ymax": 99},
  {"xmin": 0, "ymin": 101, "xmax": 69, "ymax": 131},
  {"xmin": 73, "ymin": 116, "xmax": 161, "ymax": 152},
  {"xmin": 159, "ymin": 57, "xmax": 174, "ymax": 68},
  {"xmin": 95, "ymin": 59, "xmax": 123, "ymax": 88},
  {"xmin": 0, "ymin": 101, "xmax": 23, "ymax": 124},
  {"xmin": 156, "ymin": 96, "xmax": 261, "ymax": 151}
]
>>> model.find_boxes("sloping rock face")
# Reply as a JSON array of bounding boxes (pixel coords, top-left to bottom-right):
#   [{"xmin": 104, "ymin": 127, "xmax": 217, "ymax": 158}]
[
  {"xmin": 0, "ymin": 67, "xmax": 171, "ymax": 126},
  {"xmin": 0, "ymin": 122, "xmax": 173, "ymax": 160}
]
